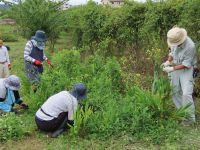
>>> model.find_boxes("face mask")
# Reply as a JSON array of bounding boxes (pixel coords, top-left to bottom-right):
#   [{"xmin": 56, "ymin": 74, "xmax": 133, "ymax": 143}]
[{"xmin": 36, "ymin": 41, "xmax": 45, "ymax": 50}]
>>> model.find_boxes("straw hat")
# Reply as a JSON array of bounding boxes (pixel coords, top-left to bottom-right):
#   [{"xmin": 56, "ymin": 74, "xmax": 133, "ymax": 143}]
[
  {"xmin": 4, "ymin": 75, "xmax": 21, "ymax": 91},
  {"xmin": 167, "ymin": 27, "xmax": 187, "ymax": 47}
]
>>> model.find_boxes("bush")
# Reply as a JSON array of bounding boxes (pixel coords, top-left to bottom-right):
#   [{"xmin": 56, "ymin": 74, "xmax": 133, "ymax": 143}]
[
  {"xmin": 26, "ymin": 49, "xmax": 189, "ymax": 144},
  {"xmin": 1, "ymin": 33, "xmax": 18, "ymax": 42},
  {"xmin": 0, "ymin": 113, "xmax": 27, "ymax": 142}
]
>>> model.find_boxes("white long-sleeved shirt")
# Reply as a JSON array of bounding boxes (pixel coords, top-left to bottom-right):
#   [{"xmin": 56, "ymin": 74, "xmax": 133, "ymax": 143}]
[
  {"xmin": 24, "ymin": 40, "xmax": 47, "ymax": 63},
  {"xmin": 0, "ymin": 46, "xmax": 10, "ymax": 64},
  {"xmin": 36, "ymin": 91, "xmax": 78, "ymax": 121},
  {"xmin": 0, "ymin": 78, "xmax": 7, "ymax": 99}
]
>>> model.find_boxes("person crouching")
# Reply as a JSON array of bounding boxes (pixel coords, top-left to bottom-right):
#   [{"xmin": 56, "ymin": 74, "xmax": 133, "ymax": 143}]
[
  {"xmin": 0, "ymin": 75, "xmax": 29, "ymax": 112},
  {"xmin": 35, "ymin": 83, "xmax": 87, "ymax": 138}
]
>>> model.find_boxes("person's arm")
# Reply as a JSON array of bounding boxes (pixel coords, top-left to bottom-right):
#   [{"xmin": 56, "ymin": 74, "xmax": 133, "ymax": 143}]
[
  {"xmin": 163, "ymin": 47, "xmax": 195, "ymax": 73},
  {"xmin": 5, "ymin": 47, "xmax": 10, "ymax": 64},
  {"xmin": 24, "ymin": 41, "xmax": 35, "ymax": 63},
  {"xmin": 13, "ymin": 90, "xmax": 29, "ymax": 109},
  {"xmin": 174, "ymin": 65, "xmax": 187, "ymax": 70},
  {"xmin": 67, "ymin": 99, "xmax": 77, "ymax": 126},
  {"xmin": 43, "ymin": 52, "xmax": 48, "ymax": 61},
  {"xmin": 0, "ymin": 98, "xmax": 5, "ymax": 102},
  {"xmin": 0, "ymin": 87, "xmax": 7, "ymax": 101}
]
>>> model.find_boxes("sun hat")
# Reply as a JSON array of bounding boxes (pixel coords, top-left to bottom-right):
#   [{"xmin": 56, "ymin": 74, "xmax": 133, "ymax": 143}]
[
  {"xmin": 71, "ymin": 83, "xmax": 87, "ymax": 100},
  {"xmin": 4, "ymin": 75, "xmax": 21, "ymax": 91},
  {"xmin": 167, "ymin": 27, "xmax": 187, "ymax": 47},
  {"xmin": 32, "ymin": 30, "xmax": 47, "ymax": 42}
]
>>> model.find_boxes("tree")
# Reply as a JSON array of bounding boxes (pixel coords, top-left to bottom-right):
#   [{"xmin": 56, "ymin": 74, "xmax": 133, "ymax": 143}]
[{"xmin": 9, "ymin": 0, "xmax": 67, "ymax": 50}]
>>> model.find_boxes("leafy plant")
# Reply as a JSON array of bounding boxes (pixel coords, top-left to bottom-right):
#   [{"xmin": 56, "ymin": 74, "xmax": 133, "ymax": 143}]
[{"xmin": 0, "ymin": 113, "xmax": 27, "ymax": 142}]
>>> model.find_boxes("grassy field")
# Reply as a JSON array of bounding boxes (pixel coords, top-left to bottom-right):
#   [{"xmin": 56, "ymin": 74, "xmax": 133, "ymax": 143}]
[{"xmin": 1, "ymin": 25, "xmax": 200, "ymax": 150}]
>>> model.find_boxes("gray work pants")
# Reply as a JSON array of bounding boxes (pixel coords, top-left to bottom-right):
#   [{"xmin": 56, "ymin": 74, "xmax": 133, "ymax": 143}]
[{"xmin": 170, "ymin": 67, "xmax": 195, "ymax": 121}]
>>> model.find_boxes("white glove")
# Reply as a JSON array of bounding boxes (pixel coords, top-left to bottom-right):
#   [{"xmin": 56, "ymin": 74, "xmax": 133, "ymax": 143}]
[
  {"xmin": 163, "ymin": 66, "xmax": 174, "ymax": 73},
  {"xmin": 161, "ymin": 61, "xmax": 171, "ymax": 68}
]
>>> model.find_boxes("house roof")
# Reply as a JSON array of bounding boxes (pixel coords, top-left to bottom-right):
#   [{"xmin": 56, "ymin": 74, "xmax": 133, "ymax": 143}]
[
  {"xmin": 101, "ymin": 0, "xmax": 124, "ymax": 2},
  {"xmin": 109, "ymin": 0, "xmax": 124, "ymax": 2}
]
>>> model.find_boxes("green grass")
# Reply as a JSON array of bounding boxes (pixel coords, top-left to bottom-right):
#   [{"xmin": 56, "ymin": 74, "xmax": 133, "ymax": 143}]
[{"xmin": 1, "ymin": 25, "xmax": 200, "ymax": 150}]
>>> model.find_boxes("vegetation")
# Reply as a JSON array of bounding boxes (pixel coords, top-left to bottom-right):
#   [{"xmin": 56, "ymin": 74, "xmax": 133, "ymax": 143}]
[{"xmin": 0, "ymin": 0, "xmax": 200, "ymax": 149}]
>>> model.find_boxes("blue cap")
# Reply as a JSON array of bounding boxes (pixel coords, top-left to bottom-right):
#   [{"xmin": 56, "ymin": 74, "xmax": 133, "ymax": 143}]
[
  {"xmin": 71, "ymin": 83, "xmax": 87, "ymax": 100},
  {"xmin": 32, "ymin": 30, "xmax": 47, "ymax": 42}
]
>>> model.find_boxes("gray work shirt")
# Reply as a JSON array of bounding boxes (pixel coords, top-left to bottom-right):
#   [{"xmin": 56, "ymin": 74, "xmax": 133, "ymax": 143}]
[{"xmin": 171, "ymin": 37, "xmax": 197, "ymax": 68}]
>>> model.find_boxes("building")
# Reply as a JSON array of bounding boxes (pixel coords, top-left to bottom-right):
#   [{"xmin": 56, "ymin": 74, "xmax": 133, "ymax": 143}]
[{"xmin": 101, "ymin": 0, "xmax": 124, "ymax": 7}]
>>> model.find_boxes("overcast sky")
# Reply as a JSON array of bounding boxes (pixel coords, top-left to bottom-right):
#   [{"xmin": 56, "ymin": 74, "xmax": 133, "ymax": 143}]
[
  {"xmin": 0, "ymin": 0, "xmax": 146, "ymax": 6},
  {"xmin": 68, "ymin": 0, "xmax": 146, "ymax": 5}
]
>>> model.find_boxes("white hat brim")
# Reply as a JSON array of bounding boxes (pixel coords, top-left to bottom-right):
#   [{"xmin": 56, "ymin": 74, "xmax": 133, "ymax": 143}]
[{"xmin": 167, "ymin": 28, "xmax": 187, "ymax": 47}]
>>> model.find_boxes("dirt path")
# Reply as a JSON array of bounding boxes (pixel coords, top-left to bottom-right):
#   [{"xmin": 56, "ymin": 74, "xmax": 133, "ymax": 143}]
[{"xmin": 0, "ymin": 135, "xmax": 47, "ymax": 150}]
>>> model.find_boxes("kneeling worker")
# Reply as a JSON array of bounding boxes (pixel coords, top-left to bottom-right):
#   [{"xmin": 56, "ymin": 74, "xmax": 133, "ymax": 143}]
[
  {"xmin": 35, "ymin": 83, "xmax": 87, "ymax": 137},
  {"xmin": 0, "ymin": 75, "xmax": 29, "ymax": 112}
]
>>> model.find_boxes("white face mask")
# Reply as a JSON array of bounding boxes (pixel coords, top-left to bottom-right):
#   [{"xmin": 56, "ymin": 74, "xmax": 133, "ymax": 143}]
[
  {"xmin": 36, "ymin": 41, "xmax": 45, "ymax": 50},
  {"xmin": 32, "ymin": 39, "xmax": 45, "ymax": 50}
]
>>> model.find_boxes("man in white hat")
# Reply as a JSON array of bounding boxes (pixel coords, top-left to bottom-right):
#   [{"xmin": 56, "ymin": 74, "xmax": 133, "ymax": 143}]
[
  {"xmin": 0, "ymin": 39, "xmax": 11, "ymax": 78},
  {"xmin": 0, "ymin": 75, "xmax": 28, "ymax": 112},
  {"xmin": 161, "ymin": 27, "xmax": 197, "ymax": 125}
]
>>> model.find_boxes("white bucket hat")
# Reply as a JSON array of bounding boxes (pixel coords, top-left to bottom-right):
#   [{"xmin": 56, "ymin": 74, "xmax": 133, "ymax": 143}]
[
  {"xmin": 167, "ymin": 27, "xmax": 187, "ymax": 47},
  {"xmin": 4, "ymin": 75, "xmax": 21, "ymax": 91}
]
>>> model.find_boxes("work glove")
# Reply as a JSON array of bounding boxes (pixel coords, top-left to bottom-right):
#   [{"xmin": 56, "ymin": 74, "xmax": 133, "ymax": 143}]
[
  {"xmin": 163, "ymin": 66, "xmax": 174, "ymax": 73},
  {"xmin": 34, "ymin": 60, "xmax": 42, "ymax": 66},
  {"xmin": 20, "ymin": 103, "xmax": 29, "ymax": 109},
  {"xmin": 67, "ymin": 120, "xmax": 74, "ymax": 127},
  {"xmin": 47, "ymin": 59, "xmax": 52, "ymax": 65},
  {"xmin": 193, "ymin": 68, "xmax": 199, "ymax": 78},
  {"xmin": 8, "ymin": 64, "xmax": 11, "ymax": 70},
  {"xmin": 161, "ymin": 61, "xmax": 171, "ymax": 68}
]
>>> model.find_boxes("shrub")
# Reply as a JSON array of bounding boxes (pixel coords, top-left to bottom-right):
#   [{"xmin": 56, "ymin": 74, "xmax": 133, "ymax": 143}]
[
  {"xmin": 0, "ymin": 113, "xmax": 27, "ymax": 142},
  {"xmin": 2, "ymin": 33, "xmax": 18, "ymax": 42}
]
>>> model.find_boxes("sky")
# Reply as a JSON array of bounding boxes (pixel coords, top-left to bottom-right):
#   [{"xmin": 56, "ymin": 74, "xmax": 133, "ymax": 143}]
[
  {"xmin": 0, "ymin": 0, "xmax": 146, "ymax": 6},
  {"xmin": 68, "ymin": 0, "xmax": 145, "ymax": 5}
]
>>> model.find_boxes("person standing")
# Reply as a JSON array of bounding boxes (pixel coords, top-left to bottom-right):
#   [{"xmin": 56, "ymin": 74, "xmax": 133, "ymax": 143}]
[
  {"xmin": 162, "ymin": 27, "xmax": 197, "ymax": 125},
  {"xmin": 0, "ymin": 40, "xmax": 11, "ymax": 78},
  {"xmin": 24, "ymin": 30, "xmax": 51, "ymax": 90}
]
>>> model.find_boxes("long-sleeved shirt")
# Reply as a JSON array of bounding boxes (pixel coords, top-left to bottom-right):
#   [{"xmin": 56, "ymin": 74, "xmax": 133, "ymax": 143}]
[
  {"xmin": 171, "ymin": 37, "xmax": 197, "ymax": 68},
  {"xmin": 24, "ymin": 40, "xmax": 47, "ymax": 63},
  {"xmin": 36, "ymin": 91, "xmax": 78, "ymax": 121},
  {"xmin": 0, "ymin": 46, "xmax": 10, "ymax": 64},
  {"xmin": 0, "ymin": 78, "xmax": 7, "ymax": 99}
]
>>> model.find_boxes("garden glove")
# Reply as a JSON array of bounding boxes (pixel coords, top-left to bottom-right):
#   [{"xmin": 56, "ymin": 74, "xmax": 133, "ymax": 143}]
[
  {"xmin": 8, "ymin": 64, "xmax": 11, "ymax": 70},
  {"xmin": 20, "ymin": 103, "xmax": 29, "ymax": 109},
  {"xmin": 163, "ymin": 66, "xmax": 174, "ymax": 73},
  {"xmin": 161, "ymin": 61, "xmax": 171, "ymax": 68},
  {"xmin": 34, "ymin": 60, "xmax": 42, "ymax": 66},
  {"xmin": 193, "ymin": 67, "xmax": 199, "ymax": 78},
  {"xmin": 47, "ymin": 59, "xmax": 52, "ymax": 65},
  {"xmin": 67, "ymin": 120, "xmax": 74, "ymax": 127}
]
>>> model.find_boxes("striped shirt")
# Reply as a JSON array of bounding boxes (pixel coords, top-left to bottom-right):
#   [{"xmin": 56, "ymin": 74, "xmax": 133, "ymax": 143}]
[
  {"xmin": 0, "ymin": 46, "xmax": 10, "ymax": 64},
  {"xmin": 24, "ymin": 40, "xmax": 47, "ymax": 63}
]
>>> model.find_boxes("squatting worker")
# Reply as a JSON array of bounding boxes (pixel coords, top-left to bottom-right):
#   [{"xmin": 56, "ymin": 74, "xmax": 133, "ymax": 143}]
[
  {"xmin": 0, "ymin": 75, "xmax": 28, "ymax": 112},
  {"xmin": 24, "ymin": 30, "xmax": 52, "ymax": 91},
  {"xmin": 35, "ymin": 83, "xmax": 87, "ymax": 138},
  {"xmin": 161, "ymin": 26, "xmax": 197, "ymax": 125},
  {"xmin": 0, "ymin": 40, "xmax": 11, "ymax": 78}
]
